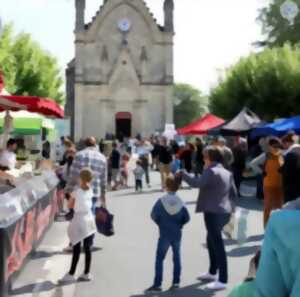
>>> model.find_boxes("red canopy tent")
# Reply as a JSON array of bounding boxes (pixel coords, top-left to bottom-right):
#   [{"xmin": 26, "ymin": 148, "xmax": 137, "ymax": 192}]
[
  {"xmin": 0, "ymin": 73, "xmax": 64, "ymax": 118},
  {"xmin": 177, "ymin": 113, "xmax": 225, "ymax": 135}
]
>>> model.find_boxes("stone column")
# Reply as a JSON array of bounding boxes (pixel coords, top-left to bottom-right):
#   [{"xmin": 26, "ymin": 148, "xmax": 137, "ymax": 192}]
[
  {"xmin": 165, "ymin": 85, "xmax": 174, "ymax": 124},
  {"xmin": 74, "ymin": 83, "xmax": 84, "ymax": 141}
]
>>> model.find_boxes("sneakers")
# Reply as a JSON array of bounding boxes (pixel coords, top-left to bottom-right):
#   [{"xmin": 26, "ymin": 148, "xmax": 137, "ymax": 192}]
[
  {"xmin": 78, "ymin": 273, "xmax": 93, "ymax": 282},
  {"xmin": 145, "ymin": 285, "xmax": 162, "ymax": 293},
  {"xmin": 59, "ymin": 273, "xmax": 76, "ymax": 284},
  {"xmin": 198, "ymin": 272, "xmax": 218, "ymax": 282},
  {"xmin": 169, "ymin": 283, "xmax": 180, "ymax": 291},
  {"xmin": 205, "ymin": 281, "xmax": 227, "ymax": 291}
]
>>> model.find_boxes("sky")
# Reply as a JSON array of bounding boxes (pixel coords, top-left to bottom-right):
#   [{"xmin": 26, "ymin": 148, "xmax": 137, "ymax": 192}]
[{"xmin": 1, "ymin": 0, "xmax": 266, "ymax": 94}]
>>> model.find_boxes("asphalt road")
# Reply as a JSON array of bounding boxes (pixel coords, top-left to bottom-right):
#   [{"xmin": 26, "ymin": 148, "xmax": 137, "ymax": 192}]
[{"xmin": 11, "ymin": 172, "xmax": 264, "ymax": 297}]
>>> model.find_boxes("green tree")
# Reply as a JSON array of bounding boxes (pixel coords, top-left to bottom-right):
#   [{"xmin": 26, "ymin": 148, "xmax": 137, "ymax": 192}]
[
  {"xmin": 0, "ymin": 24, "xmax": 64, "ymax": 104},
  {"xmin": 173, "ymin": 83, "xmax": 208, "ymax": 128},
  {"xmin": 209, "ymin": 44, "xmax": 300, "ymax": 120},
  {"xmin": 257, "ymin": 0, "xmax": 300, "ymax": 47}
]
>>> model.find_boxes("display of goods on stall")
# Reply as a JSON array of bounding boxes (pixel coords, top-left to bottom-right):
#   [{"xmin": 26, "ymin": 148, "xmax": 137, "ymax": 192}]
[
  {"xmin": 177, "ymin": 113, "xmax": 225, "ymax": 135},
  {"xmin": 0, "ymin": 171, "xmax": 59, "ymax": 296}
]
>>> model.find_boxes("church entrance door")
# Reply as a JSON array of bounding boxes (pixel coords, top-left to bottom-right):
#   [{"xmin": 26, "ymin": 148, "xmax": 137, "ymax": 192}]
[{"xmin": 116, "ymin": 112, "xmax": 132, "ymax": 141}]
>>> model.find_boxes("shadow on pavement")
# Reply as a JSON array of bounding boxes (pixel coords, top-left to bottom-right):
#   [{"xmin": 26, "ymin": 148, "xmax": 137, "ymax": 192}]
[
  {"xmin": 227, "ymin": 245, "xmax": 261, "ymax": 257},
  {"xmin": 237, "ymin": 197, "xmax": 263, "ymax": 211},
  {"xmin": 131, "ymin": 282, "xmax": 216, "ymax": 297},
  {"xmin": 247, "ymin": 234, "xmax": 264, "ymax": 243},
  {"xmin": 185, "ymin": 200, "xmax": 197, "ymax": 205},
  {"xmin": 31, "ymin": 247, "xmax": 102, "ymax": 260},
  {"xmin": 10, "ymin": 281, "xmax": 56, "ymax": 295},
  {"xmin": 115, "ymin": 189, "xmax": 163, "ymax": 198}
]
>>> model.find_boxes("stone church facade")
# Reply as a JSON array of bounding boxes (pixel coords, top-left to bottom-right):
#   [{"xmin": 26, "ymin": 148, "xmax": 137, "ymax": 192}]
[{"xmin": 65, "ymin": 0, "xmax": 174, "ymax": 141}]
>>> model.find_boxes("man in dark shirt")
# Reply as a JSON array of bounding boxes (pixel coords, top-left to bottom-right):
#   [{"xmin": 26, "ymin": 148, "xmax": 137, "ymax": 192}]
[
  {"xmin": 158, "ymin": 138, "xmax": 173, "ymax": 191},
  {"xmin": 110, "ymin": 142, "xmax": 121, "ymax": 190},
  {"xmin": 281, "ymin": 133, "xmax": 300, "ymax": 202}
]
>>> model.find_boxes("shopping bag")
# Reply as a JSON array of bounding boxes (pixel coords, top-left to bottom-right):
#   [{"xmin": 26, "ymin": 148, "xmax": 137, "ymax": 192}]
[
  {"xmin": 95, "ymin": 207, "xmax": 115, "ymax": 237},
  {"xmin": 223, "ymin": 208, "xmax": 249, "ymax": 245},
  {"xmin": 235, "ymin": 208, "xmax": 249, "ymax": 245}
]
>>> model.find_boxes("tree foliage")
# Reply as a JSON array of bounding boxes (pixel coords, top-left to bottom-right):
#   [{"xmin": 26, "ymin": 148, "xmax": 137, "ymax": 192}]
[
  {"xmin": 209, "ymin": 44, "xmax": 300, "ymax": 120},
  {"xmin": 0, "ymin": 24, "xmax": 64, "ymax": 104},
  {"xmin": 257, "ymin": 0, "xmax": 300, "ymax": 47},
  {"xmin": 173, "ymin": 83, "xmax": 208, "ymax": 128}
]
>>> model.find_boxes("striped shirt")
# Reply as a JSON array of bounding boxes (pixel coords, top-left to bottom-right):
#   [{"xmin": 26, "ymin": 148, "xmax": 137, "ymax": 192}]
[{"xmin": 66, "ymin": 147, "xmax": 107, "ymax": 198}]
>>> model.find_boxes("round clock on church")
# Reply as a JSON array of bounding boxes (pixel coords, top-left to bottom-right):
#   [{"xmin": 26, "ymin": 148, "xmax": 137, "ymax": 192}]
[{"xmin": 118, "ymin": 18, "xmax": 131, "ymax": 32}]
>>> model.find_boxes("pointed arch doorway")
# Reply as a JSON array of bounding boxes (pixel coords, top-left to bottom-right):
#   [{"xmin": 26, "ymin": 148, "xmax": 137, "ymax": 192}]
[{"xmin": 116, "ymin": 112, "xmax": 132, "ymax": 141}]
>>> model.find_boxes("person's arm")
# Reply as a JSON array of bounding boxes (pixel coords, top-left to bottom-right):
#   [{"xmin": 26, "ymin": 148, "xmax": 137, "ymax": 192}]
[
  {"xmin": 181, "ymin": 207, "xmax": 191, "ymax": 225},
  {"xmin": 228, "ymin": 149, "xmax": 234, "ymax": 166},
  {"xmin": 65, "ymin": 154, "xmax": 82, "ymax": 194},
  {"xmin": 151, "ymin": 202, "xmax": 160, "ymax": 225},
  {"xmin": 100, "ymin": 159, "xmax": 107, "ymax": 207},
  {"xmin": 229, "ymin": 175, "xmax": 238, "ymax": 211},
  {"xmin": 249, "ymin": 153, "xmax": 266, "ymax": 175},
  {"xmin": 182, "ymin": 169, "xmax": 211, "ymax": 188}
]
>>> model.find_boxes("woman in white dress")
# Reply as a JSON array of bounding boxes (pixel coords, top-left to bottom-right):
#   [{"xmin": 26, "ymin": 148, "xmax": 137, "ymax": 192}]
[{"xmin": 60, "ymin": 168, "xmax": 96, "ymax": 283}]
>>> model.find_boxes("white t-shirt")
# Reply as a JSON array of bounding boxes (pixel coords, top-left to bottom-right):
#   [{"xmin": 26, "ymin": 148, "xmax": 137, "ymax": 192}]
[
  {"xmin": 0, "ymin": 150, "xmax": 16, "ymax": 169},
  {"xmin": 72, "ymin": 188, "xmax": 94, "ymax": 214}
]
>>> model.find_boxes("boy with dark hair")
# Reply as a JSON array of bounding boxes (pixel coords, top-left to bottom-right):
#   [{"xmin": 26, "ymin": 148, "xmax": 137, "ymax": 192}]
[{"xmin": 146, "ymin": 175, "xmax": 190, "ymax": 293}]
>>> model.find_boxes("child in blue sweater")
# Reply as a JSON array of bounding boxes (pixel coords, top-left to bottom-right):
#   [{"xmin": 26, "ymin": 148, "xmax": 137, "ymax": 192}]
[{"xmin": 146, "ymin": 175, "xmax": 190, "ymax": 293}]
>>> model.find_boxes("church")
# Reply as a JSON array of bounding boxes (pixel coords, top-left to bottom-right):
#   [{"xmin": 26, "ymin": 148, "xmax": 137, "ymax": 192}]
[{"xmin": 65, "ymin": 0, "xmax": 174, "ymax": 141}]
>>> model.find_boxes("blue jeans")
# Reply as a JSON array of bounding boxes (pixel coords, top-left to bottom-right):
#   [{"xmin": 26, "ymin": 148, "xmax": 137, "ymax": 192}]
[
  {"xmin": 154, "ymin": 237, "xmax": 181, "ymax": 287},
  {"xmin": 204, "ymin": 213, "xmax": 230, "ymax": 283}
]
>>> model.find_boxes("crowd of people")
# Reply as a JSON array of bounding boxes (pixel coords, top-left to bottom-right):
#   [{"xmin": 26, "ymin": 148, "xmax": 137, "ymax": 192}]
[{"xmin": 54, "ymin": 130, "xmax": 300, "ymax": 296}]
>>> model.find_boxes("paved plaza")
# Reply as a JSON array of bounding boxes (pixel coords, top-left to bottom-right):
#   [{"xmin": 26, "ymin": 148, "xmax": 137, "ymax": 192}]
[{"xmin": 11, "ymin": 172, "xmax": 264, "ymax": 297}]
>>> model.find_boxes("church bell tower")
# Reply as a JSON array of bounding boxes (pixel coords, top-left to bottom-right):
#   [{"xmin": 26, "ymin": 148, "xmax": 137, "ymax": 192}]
[
  {"xmin": 75, "ymin": 0, "xmax": 86, "ymax": 32},
  {"xmin": 164, "ymin": 0, "xmax": 174, "ymax": 32}
]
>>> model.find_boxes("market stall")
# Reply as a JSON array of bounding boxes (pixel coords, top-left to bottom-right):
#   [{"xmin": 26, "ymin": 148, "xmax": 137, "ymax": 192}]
[
  {"xmin": 0, "ymin": 74, "xmax": 64, "ymax": 296},
  {"xmin": 0, "ymin": 170, "xmax": 59, "ymax": 295},
  {"xmin": 208, "ymin": 108, "xmax": 262, "ymax": 136}
]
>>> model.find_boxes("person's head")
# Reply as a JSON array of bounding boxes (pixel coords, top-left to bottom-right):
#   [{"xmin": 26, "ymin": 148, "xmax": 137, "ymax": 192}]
[
  {"xmin": 188, "ymin": 143, "xmax": 195, "ymax": 151},
  {"xmin": 161, "ymin": 137, "xmax": 169, "ymax": 146},
  {"xmin": 112, "ymin": 142, "xmax": 118, "ymax": 149},
  {"xmin": 195, "ymin": 137, "xmax": 203, "ymax": 146},
  {"xmin": 268, "ymin": 137, "xmax": 283, "ymax": 155},
  {"xmin": 203, "ymin": 146, "xmax": 224, "ymax": 167},
  {"xmin": 282, "ymin": 132, "xmax": 298, "ymax": 150},
  {"xmin": 136, "ymin": 160, "xmax": 142, "ymax": 167},
  {"xmin": 165, "ymin": 174, "xmax": 180, "ymax": 193},
  {"xmin": 79, "ymin": 168, "xmax": 93, "ymax": 190},
  {"xmin": 85, "ymin": 137, "xmax": 97, "ymax": 148},
  {"xmin": 64, "ymin": 138, "xmax": 74, "ymax": 149},
  {"xmin": 7, "ymin": 139, "xmax": 17, "ymax": 152},
  {"xmin": 217, "ymin": 137, "xmax": 226, "ymax": 147},
  {"xmin": 60, "ymin": 136, "xmax": 65, "ymax": 144},
  {"xmin": 210, "ymin": 138, "xmax": 219, "ymax": 146}
]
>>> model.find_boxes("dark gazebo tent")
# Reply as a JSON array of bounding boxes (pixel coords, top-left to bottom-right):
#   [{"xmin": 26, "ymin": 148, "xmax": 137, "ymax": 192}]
[{"xmin": 208, "ymin": 108, "xmax": 262, "ymax": 136}]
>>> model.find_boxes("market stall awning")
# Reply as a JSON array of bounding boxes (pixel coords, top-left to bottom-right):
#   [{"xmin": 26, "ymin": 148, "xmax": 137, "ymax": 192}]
[
  {"xmin": 0, "ymin": 73, "xmax": 64, "ymax": 118},
  {"xmin": 250, "ymin": 116, "xmax": 300, "ymax": 138},
  {"xmin": 177, "ymin": 114, "xmax": 225, "ymax": 135},
  {"xmin": 0, "ymin": 95, "xmax": 64, "ymax": 118},
  {"xmin": 209, "ymin": 108, "xmax": 262, "ymax": 136},
  {"xmin": 0, "ymin": 111, "xmax": 55, "ymax": 135}
]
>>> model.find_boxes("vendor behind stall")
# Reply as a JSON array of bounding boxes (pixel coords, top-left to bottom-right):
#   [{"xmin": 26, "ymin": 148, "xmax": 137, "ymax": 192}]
[{"xmin": 0, "ymin": 139, "xmax": 17, "ymax": 170}]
